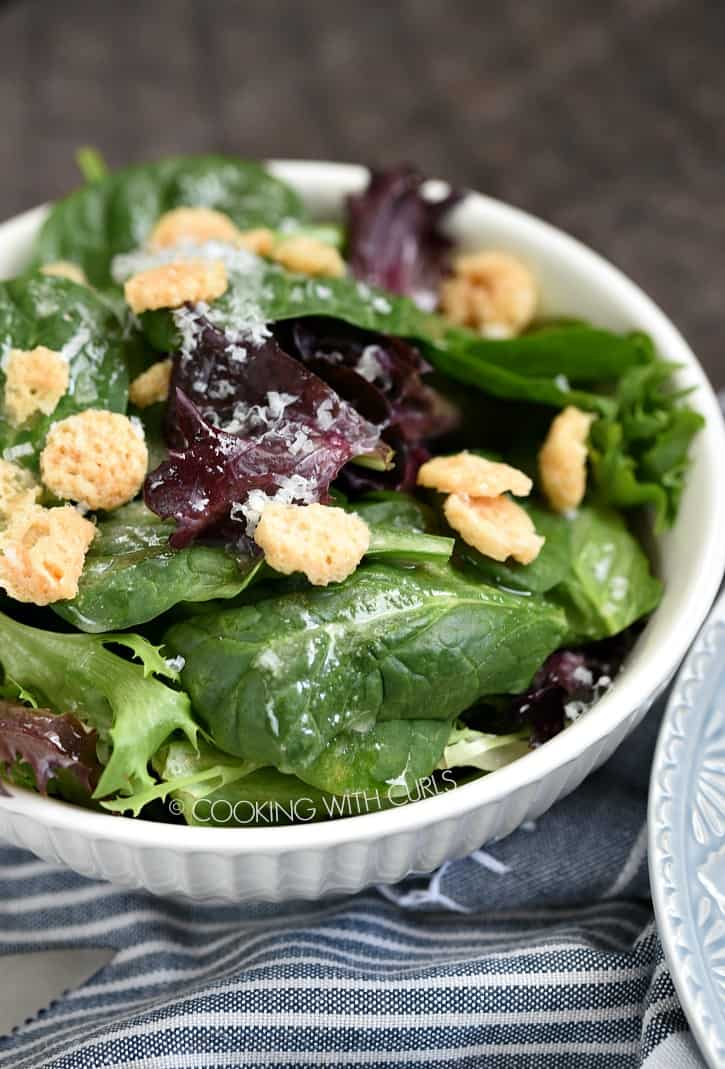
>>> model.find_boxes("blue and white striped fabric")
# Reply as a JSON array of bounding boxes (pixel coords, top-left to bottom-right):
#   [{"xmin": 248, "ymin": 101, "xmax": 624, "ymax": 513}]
[{"xmin": 0, "ymin": 699, "xmax": 703, "ymax": 1069}]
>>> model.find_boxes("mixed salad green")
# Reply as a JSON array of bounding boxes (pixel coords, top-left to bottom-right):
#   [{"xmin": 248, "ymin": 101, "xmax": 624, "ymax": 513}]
[{"xmin": 0, "ymin": 154, "xmax": 702, "ymax": 826}]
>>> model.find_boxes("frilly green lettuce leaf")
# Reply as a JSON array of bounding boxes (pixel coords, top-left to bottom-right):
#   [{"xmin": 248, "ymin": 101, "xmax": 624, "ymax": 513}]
[
  {"xmin": 102, "ymin": 739, "xmax": 257, "ymax": 817},
  {"xmin": 0, "ymin": 612, "xmax": 198, "ymax": 798},
  {"xmin": 589, "ymin": 361, "xmax": 704, "ymax": 529}
]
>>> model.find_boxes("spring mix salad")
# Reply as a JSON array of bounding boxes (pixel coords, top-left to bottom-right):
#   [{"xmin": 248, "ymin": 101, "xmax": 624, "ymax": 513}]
[{"xmin": 0, "ymin": 154, "xmax": 703, "ymax": 825}]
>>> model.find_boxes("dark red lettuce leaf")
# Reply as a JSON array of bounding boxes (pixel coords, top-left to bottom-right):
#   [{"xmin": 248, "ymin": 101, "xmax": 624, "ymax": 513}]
[
  {"xmin": 276, "ymin": 317, "xmax": 458, "ymax": 491},
  {"xmin": 0, "ymin": 702, "xmax": 101, "ymax": 796},
  {"xmin": 146, "ymin": 317, "xmax": 383, "ymax": 548},
  {"xmin": 146, "ymin": 389, "xmax": 375, "ymax": 549},
  {"xmin": 286, "ymin": 319, "xmax": 439, "ymax": 437},
  {"xmin": 509, "ymin": 629, "xmax": 638, "ymax": 746},
  {"xmin": 165, "ymin": 316, "xmax": 380, "ymax": 453},
  {"xmin": 346, "ymin": 165, "xmax": 461, "ymax": 310}
]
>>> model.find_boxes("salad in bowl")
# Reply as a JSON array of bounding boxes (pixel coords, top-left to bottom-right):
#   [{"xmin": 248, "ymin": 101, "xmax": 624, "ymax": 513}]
[{"xmin": 0, "ymin": 153, "xmax": 704, "ymax": 830}]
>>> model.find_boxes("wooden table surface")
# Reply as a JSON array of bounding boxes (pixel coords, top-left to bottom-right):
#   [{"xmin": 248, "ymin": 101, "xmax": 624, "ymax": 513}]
[{"xmin": 0, "ymin": 0, "xmax": 722, "ymax": 387}]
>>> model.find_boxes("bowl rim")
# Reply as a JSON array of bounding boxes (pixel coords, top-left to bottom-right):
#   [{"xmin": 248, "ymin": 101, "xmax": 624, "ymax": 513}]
[{"xmin": 1, "ymin": 158, "xmax": 724, "ymax": 854}]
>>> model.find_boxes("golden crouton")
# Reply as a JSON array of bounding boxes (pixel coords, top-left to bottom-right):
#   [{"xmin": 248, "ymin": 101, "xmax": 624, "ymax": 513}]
[
  {"xmin": 254, "ymin": 503, "xmax": 370, "ymax": 586},
  {"xmin": 272, "ymin": 235, "xmax": 345, "ymax": 278},
  {"xmin": 444, "ymin": 493, "xmax": 544, "ymax": 565},
  {"xmin": 147, "ymin": 207, "xmax": 241, "ymax": 250},
  {"xmin": 0, "ymin": 459, "xmax": 41, "ymax": 521},
  {"xmin": 40, "ymin": 261, "xmax": 88, "ymax": 286},
  {"xmin": 4, "ymin": 347, "xmax": 69, "ymax": 427},
  {"xmin": 538, "ymin": 405, "xmax": 595, "ymax": 513},
  {"xmin": 40, "ymin": 410, "xmax": 148, "ymax": 511},
  {"xmin": 439, "ymin": 250, "xmax": 537, "ymax": 337},
  {"xmin": 417, "ymin": 452, "xmax": 532, "ymax": 498},
  {"xmin": 129, "ymin": 359, "xmax": 173, "ymax": 409},
  {"xmin": 236, "ymin": 228, "xmax": 275, "ymax": 256},
  {"xmin": 124, "ymin": 259, "xmax": 228, "ymax": 314},
  {"xmin": 0, "ymin": 503, "xmax": 95, "ymax": 604}
]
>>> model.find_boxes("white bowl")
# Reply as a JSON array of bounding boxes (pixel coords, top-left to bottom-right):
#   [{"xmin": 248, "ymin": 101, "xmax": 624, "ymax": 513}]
[{"xmin": 0, "ymin": 161, "xmax": 723, "ymax": 902}]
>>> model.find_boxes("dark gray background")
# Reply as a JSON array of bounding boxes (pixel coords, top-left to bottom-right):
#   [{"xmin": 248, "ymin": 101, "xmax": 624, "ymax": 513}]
[{"xmin": 0, "ymin": 0, "xmax": 722, "ymax": 386}]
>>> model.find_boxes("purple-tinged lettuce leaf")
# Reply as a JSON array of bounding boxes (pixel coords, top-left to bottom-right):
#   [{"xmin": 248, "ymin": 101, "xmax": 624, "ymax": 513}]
[
  {"xmin": 509, "ymin": 629, "xmax": 637, "ymax": 746},
  {"xmin": 146, "ymin": 390, "xmax": 375, "ymax": 548},
  {"xmin": 165, "ymin": 316, "xmax": 379, "ymax": 453},
  {"xmin": 346, "ymin": 165, "xmax": 461, "ymax": 310},
  {"xmin": 288, "ymin": 319, "xmax": 441, "ymax": 436},
  {"xmin": 277, "ymin": 317, "xmax": 458, "ymax": 491},
  {"xmin": 146, "ymin": 317, "xmax": 383, "ymax": 548},
  {"xmin": 0, "ymin": 702, "xmax": 101, "ymax": 796}
]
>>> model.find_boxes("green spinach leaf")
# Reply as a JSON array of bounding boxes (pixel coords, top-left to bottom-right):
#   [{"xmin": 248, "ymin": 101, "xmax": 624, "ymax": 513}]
[
  {"xmin": 452, "ymin": 326, "xmax": 649, "ymax": 382},
  {"xmin": 145, "ymin": 736, "xmax": 456, "ymax": 825},
  {"xmin": 54, "ymin": 501, "xmax": 452, "ymax": 633},
  {"xmin": 296, "ymin": 719, "xmax": 451, "ymax": 796},
  {"xmin": 53, "ymin": 502, "xmax": 263, "ymax": 633},
  {"xmin": 366, "ymin": 526, "xmax": 453, "ymax": 563},
  {"xmin": 141, "ymin": 269, "xmax": 648, "ymax": 417},
  {"xmin": 0, "ymin": 275, "xmax": 129, "ymax": 463},
  {"xmin": 455, "ymin": 502, "xmax": 573, "ymax": 594},
  {"xmin": 31, "ymin": 155, "xmax": 305, "ymax": 288},
  {"xmin": 549, "ymin": 505, "xmax": 662, "ymax": 641},
  {"xmin": 170, "ymin": 762, "xmax": 338, "ymax": 827},
  {"xmin": 343, "ymin": 491, "xmax": 435, "ymax": 532},
  {"xmin": 164, "ymin": 561, "xmax": 568, "ymax": 774}
]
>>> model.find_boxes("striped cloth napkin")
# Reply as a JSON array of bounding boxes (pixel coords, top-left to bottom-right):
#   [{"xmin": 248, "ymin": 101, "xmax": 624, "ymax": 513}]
[{"xmin": 0, "ymin": 697, "xmax": 703, "ymax": 1069}]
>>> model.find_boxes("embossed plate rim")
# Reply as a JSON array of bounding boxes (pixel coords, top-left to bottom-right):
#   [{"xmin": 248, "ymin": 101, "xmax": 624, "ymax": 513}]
[{"xmin": 650, "ymin": 588, "xmax": 725, "ymax": 1068}]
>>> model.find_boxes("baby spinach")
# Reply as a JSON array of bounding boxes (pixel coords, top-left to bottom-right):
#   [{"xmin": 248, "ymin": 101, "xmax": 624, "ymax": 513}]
[
  {"xmin": 124, "ymin": 720, "xmax": 451, "ymax": 823},
  {"xmin": 343, "ymin": 490, "xmax": 435, "ymax": 532},
  {"xmin": 446, "ymin": 496, "xmax": 661, "ymax": 640},
  {"xmin": 455, "ymin": 502, "xmax": 573, "ymax": 595},
  {"xmin": 53, "ymin": 502, "xmax": 263, "ymax": 634},
  {"xmin": 161, "ymin": 751, "xmax": 338, "ymax": 827},
  {"xmin": 141, "ymin": 270, "xmax": 644, "ymax": 417},
  {"xmin": 296, "ymin": 719, "xmax": 451, "ymax": 796},
  {"xmin": 458, "ymin": 501, "xmax": 662, "ymax": 640},
  {"xmin": 54, "ymin": 500, "xmax": 453, "ymax": 634},
  {"xmin": 420, "ymin": 337, "xmax": 617, "ymax": 416},
  {"xmin": 31, "ymin": 155, "xmax": 305, "ymax": 288},
  {"xmin": 548, "ymin": 506, "xmax": 662, "ymax": 641},
  {"xmin": 453, "ymin": 325, "xmax": 650, "ymax": 383},
  {"xmin": 164, "ymin": 561, "xmax": 568, "ymax": 775},
  {"xmin": 146, "ymin": 733, "xmax": 456, "ymax": 826},
  {"xmin": 366, "ymin": 526, "xmax": 453, "ymax": 563},
  {"xmin": 140, "ymin": 266, "xmax": 443, "ymax": 353},
  {"xmin": 0, "ymin": 275, "xmax": 129, "ymax": 464},
  {"xmin": 0, "ymin": 612, "xmax": 198, "ymax": 798}
]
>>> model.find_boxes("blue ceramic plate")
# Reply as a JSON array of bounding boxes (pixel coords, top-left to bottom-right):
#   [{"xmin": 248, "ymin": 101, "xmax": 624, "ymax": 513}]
[{"xmin": 650, "ymin": 589, "xmax": 725, "ymax": 1068}]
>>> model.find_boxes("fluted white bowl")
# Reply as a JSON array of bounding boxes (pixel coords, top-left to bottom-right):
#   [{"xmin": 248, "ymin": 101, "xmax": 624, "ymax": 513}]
[{"xmin": 0, "ymin": 161, "xmax": 723, "ymax": 901}]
